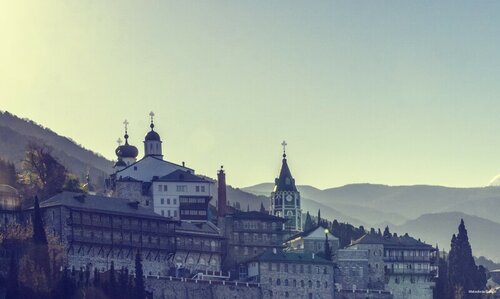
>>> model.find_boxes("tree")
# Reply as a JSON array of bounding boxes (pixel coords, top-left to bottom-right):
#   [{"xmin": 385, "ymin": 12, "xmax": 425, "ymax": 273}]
[
  {"xmin": 304, "ymin": 212, "xmax": 314, "ymax": 231},
  {"xmin": 448, "ymin": 219, "xmax": 486, "ymax": 298},
  {"xmin": 324, "ymin": 234, "xmax": 332, "ymax": 261},
  {"xmin": 317, "ymin": 209, "xmax": 321, "ymax": 226},
  {"xmin": 19, "ymin": 143, "xmax": 67, "ymax": 199},
  {"xmin": 434, "ymin": 251, "xmax": 450, "ymax": 299},
  {"xmin": 33, "ymin": 196, "xmax": 48, "ymax": 245},
  {"xmin": 134, "ymin": 251, "xmax": 145, "ymax": 299}
]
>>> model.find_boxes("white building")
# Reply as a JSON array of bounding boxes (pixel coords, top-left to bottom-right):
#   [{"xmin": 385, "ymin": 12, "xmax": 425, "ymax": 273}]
[{"xmin": 107, "ymin": 113, "xmax": 214, "ymax": 221}]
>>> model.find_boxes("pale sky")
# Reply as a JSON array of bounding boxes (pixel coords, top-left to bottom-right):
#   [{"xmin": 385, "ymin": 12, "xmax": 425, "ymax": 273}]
[{"xmin": 2, "ymin": 1, "xmax": 500, "ymax": 189}]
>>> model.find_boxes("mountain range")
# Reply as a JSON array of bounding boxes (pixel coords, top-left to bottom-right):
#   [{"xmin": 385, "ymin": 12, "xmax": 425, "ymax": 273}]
[{"xmin": 1, "ymin": 111, "xmax": 499, "ymax": 263}]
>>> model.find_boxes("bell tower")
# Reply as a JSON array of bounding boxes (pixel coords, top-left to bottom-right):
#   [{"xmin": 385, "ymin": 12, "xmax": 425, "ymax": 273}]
[
  {"xmin": 144, "ymin": 111, "xmax": 163, "ymax": 159},
  {"xmin": 270, "ymin": 141, "xmax": 302, "ymax": 232}
]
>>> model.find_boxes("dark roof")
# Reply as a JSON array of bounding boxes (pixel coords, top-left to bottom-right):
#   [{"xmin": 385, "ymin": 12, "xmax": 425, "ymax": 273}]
[
  {"xmin": 285, "ymin": 224, "xmax": 329, "ymax": 242},
  {"xmin": 155, "ymin": 170, "xmax": 210, "ymax": 183},
  {"xmin": 350, "ymin": 233, "xmax": 435, "ymax": 250},
  {"xmin": 145, "ymin": 130, "xmax": 161, "ymax": 141},
  {"xmin": 250, "ymin": 248, "xmax": 332, "ymax": 265},
  {"xmin": 35, "ymin": 191, "xmax": 171, "ymax": 220},
  {"xmin": 116, "ymin": 155, "xmax": 193, "ymax": 174},
  {"xmin": 274, "ymin": 156, "xmax": 297, "ymax": 192},
  {"xmin": 175, "ymin": 221, "xmax": 222, "ymax": 237},
  {"xmin": 231, "ymin": 211, "xmax": 287, "ymax": 222}
]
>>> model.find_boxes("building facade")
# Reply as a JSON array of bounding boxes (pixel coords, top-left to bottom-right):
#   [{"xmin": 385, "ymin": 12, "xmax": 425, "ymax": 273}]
[{"xmin": 246, "ymin": 249, "xmax": 334, "ymax": 299}]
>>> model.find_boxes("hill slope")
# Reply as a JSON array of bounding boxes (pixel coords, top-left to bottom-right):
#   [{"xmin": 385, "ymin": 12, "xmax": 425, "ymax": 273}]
[{"xmin": 0, "ymin": 111, "xmax": 113, "ymax": 188}]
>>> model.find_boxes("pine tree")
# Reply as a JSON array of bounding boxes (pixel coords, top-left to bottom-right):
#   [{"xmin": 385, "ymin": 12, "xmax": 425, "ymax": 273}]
[
  {"xmin": 448, "ymin": 219, "xmax": 486, "ymax": 298},
  {"xmin": 317, "ymin": 209, "xmax": 321, "ymax": 226},
  {"xmin": 109, "ymin": 261, "xmax": 117, "ymax": 299},
  {"xmin": 33, "ymin": 196, "xmax": 48, "ymax": 245},
  {"xmin": 134, "ymin": 251, "xmax": 145, "ymax": 299},
  {"xmin": 259, "ymin": 202, "xmax": 266, "ymax": 213},
  {"xmin": 304, "ymin": 212, "xmax": 313, "ymax": 231},
  {"xmin": 324, "ymin": 235, "xmax": 332, "ymax": 261},
  {"xmin": 383, "ymin": 226, "xmax": 391, "ymax": 239}
]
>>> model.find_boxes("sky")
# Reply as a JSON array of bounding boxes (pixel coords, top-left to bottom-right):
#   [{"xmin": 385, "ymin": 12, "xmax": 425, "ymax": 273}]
[{"xmin": 2, "ymin": 1, "xmax": 500, "ymax": 189}]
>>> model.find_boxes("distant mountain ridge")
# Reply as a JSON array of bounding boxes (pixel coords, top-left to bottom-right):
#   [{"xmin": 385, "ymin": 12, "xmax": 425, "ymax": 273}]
[
  {"xmin": 0, "ymin": 111, "xmax": 113, "ymax": 188},
  {"xmin": 389, "ymin": 212, "xmax": 500, "ymax": 262},
  {"xmin": 243, "ymin": 182, "xmax": 500, "ymax": 225}
]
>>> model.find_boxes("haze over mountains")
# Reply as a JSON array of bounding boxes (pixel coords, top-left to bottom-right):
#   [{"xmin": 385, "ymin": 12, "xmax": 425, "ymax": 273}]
[{"xmin": 1, "ymin": 111, "xmax": 499, "ymax": 262}]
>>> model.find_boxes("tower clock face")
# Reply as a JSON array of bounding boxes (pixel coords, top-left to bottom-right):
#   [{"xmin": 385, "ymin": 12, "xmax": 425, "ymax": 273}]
[{"xmin": 286, "ymin": 195, "xmax": 293, "ymax": 202}]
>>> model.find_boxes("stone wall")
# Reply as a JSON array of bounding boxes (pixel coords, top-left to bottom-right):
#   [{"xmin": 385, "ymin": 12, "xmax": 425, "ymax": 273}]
[
  {"xmin": 145, "ymin": 276, "xmax": 262, "ymax": 299},
  {"xmin": 336, "ymin": 249, "xmax": 369, "ymax": 290},
  {"xmin": 115, "ymin": 181, "xmax": 153, "ymax": 209},
  {"xmin": 386, "ymin": 275, "xmax": 434, "ymax": 299},
  {"xmin": 349, "ymin": 243, "xmax": 385, "ymax": 289},
  {"xmin": 258, "ymin": 262, "xmax": 334, "ymax": 299}
]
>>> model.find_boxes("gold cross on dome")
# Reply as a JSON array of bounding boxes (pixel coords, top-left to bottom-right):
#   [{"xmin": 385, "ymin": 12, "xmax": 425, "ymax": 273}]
[
  {"xmin": 281, "ymin": 140, "xmax": 287, "ymax": 154},
  {"xmin": 123, "ymin": 119, "xmax": 129, "ymax": 131},
  {"xmin": 149, "ymin": 111, "xmax": 155, "ymax": 123}
]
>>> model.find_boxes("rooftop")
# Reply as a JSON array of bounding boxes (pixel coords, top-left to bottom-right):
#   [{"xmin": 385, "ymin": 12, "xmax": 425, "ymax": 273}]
[{"xmin": 350, "ymin": 232, "xmax": 435, "ymax": 250}]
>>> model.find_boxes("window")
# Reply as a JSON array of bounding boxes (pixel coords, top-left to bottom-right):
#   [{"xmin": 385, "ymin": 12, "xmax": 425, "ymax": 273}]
[
  {"xmin": 284, "ymin": 264, "xmax": 288, "ymax": 272},
  {"xmin": 308, "ymin": 280, "xmax": 312, "ymax": 288},
  {"xmin": 161, "ymin": 198, "xmax": 164, "ymax": 204},
  {"xmin": 161, "ymin": 210, "xmax": 164, "ymax": 216},
  {"xmin": 284, "ymin": 279, "xmax": 289, "ymax": 286},
  {"xmin": 269, "ymin": 278, "xmax": 272, "ymax": 285},
  {"xmin": 201, "ymin": 186, "xmax": 205, "ymax": 192},
  {"xmin": 176, "ymin": 185, "xmax": 187, "ymax": 192},
  {"xmin": 316, "ymin": 280, "xmax": 320, "ymax": 288},
  {"xmin": 167, "ymin": 210, "xmax": 171, "ymax": 217},
  {"xmin": 285, "ymin": 292, "xmax": 289, "ymax": 298},
  {"xmin": 167, "ymin": 198, "xmax": 171, "ymax": 205},
  {"xmin": 173, "ymin": 198, "xmax": 177, "ymax": 205},
  {"xmin": 300, "ymin": 280, "xmax": 304, "ymax": 288},
  {"xmin": 158, "ymin": 185, "xmax": 162, "ymax": 191},
  {"xmin": 174, "ymin": 210, "xmax": 178, "ymax": 217},
  {"xmin": 324, "ymin": 281, "xmax": 328, "ymax": 288},
  {"xmin": 163, "ymin": 185, "xmax": 168, "ymax": 191},
  {"xmin": 276, "ymin": 279, "xmax": 281, "ymax": 286},
  {"xmin": 196, "ymin": 186, "xmax": 200, "ymax": 192},
  {"xmin": 293, "ymin": 279, "xmax": 297, "ymax": 287}
]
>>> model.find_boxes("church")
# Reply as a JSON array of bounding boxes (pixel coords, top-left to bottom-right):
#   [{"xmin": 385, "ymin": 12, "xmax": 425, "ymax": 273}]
[{"xmin": 106, "ymin": 112, "xmax": 214, "ymax": 222}]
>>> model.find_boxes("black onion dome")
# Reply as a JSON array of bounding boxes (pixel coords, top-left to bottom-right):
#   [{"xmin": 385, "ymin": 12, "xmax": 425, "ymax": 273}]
[
  {"xmin": 145, "ymin": 130, "xmax": 161, "ymax": 141},
  {"xmin": 115, "ymin": 143, "xmax": 138, "ymax": 159},
  {"xmin": 114, "ymin": 159, "xmax": 127, "ymax": 168}
]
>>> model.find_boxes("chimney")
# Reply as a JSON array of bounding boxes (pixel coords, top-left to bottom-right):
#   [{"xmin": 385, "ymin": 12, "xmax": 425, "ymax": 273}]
[{"xmin": 217, "ymin": 166, "xmax": 227, "ymax": 217}]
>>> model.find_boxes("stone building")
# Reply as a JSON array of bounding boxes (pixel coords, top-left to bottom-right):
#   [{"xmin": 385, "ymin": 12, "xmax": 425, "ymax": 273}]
[
  {"xmin": 172, "ymin": 220, "xmax": 224, "ymax": 273},
  {"xmin": 270, "ymin": 142, "xmax": 302, "ymax": 232},
  {"xmin": 335, "ymin": 249, "xmax": 371, "ymax": 290},
  {"xmin": 31, "ymin": 191, "xmax": 224, "ymax": 276},
  {"xmin": 246, "ymin": 248, "xmax": 334, "ymax": 299},
  {"xmin": 32, "ymin": 191, "xmax": 177, "ymax": 275},
  {"xmin": 348, "ymin": 232, "xmax": 438, "ymax": 299}
]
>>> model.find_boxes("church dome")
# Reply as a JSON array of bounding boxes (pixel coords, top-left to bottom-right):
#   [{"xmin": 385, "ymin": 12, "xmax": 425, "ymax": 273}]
[
  {"xmin": 145, "ymin": 130, "xmax": 161, "ymax": 141},
  {"xmin": 115, "ymin": 144, "xmax": 138, "ymax": 159},
  {"xmin": 114, "ymin": 158, "xmax": 127, "ymax": 168}
]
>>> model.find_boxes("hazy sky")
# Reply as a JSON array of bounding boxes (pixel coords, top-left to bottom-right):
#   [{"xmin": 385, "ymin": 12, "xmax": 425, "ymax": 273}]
[{"xmin": 2, "ymin": 1, "xmax": 500, "ymax": 189}]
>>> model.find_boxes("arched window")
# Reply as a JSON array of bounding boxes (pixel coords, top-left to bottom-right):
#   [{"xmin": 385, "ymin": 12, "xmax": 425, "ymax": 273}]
[
  {"xmin": 300, "ymin": 280, "xmax": 305, "ymax": 287},
  {"xmin": 269, "ymin": 278, "xmax": 272, "ymax": 285},
  {"xmin": 324, "ymin": 281, "xmax": 328, "ymax": 288},
  {"xmin": 276, "ymin": 279, "xmax": 281, "ymax": 286},
  {"xmin": 293, "ymin": 279, "xmax": 297, "ymax": 287},
  {"xmin": 308, "ymin": 280, "xmax": 312, "ymax": 288},
  {"xmin": 284, "ymin": 279, "xmax": 289, "ymax": 286}
]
